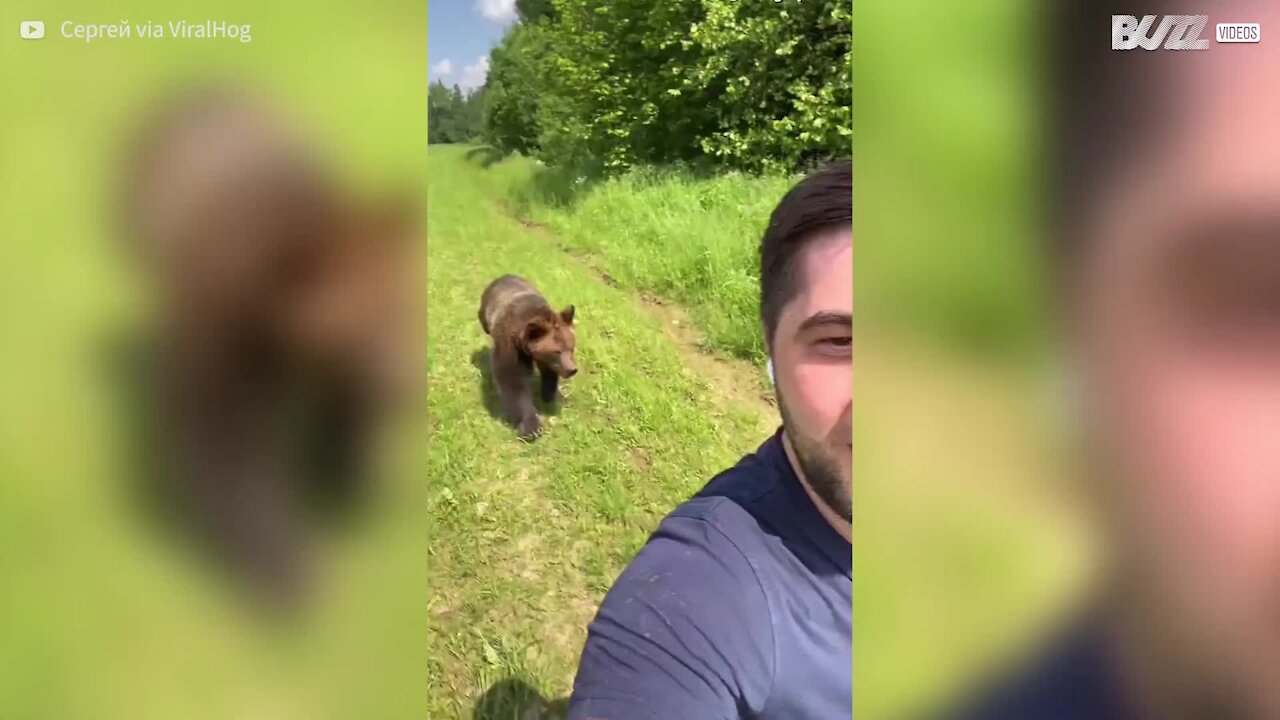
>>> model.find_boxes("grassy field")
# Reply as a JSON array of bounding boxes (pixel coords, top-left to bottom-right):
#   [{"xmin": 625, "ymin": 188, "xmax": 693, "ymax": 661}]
[
  {"xmin": 431, "ymin": 143, "xmax": 1091, "ymax": 718},
  {"xmin": 1, "ymin": 0, "xmax": 1085, "ymax": 711},
  {"xmin": 0, "ymin": 2, "xmax": 426, "ymax": 718},
  {"xmin": 469, "ymin": 149, "xmax": 798, "ymax": 361},
  {"xmin": 425, "ymin": 144, "xmax": 779, "ymax": 716}
]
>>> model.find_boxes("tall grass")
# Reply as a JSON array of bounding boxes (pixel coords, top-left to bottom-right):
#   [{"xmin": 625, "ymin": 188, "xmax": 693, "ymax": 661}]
[
  {"xmin": 461, "ymin": 148, "xmax": 796, "ymax": 360},
  {"xmin": 425, "ymin": 146, "xmax": 776, "ymax": 716},
  {"xmin": 462, "ymin": 140, "xmax": 1044, "ymax": 366}
]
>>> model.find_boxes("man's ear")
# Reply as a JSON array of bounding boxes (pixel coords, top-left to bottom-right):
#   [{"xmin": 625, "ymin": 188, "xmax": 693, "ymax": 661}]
[
  {"xmin": 560, "ymin": 305, "xmax": 575, "ymax": 325},
  {"xmin": 761, "ymin": 324, "xmax": 776, "ymax": 386}
]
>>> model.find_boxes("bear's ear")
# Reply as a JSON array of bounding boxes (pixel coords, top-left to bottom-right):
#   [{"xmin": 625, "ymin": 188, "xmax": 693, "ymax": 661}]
[
  {"xmin": 560, "ymin": 305, "xmax": 575, "ymax": 325},
  {"xmin": 524, "ymin": 321, "xmax": 548, "ymax": 343}
]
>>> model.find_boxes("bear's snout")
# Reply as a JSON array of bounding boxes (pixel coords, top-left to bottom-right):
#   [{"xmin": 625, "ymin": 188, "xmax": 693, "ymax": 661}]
[{"xmin": 559, "ymin": 355, "xmax": 578, "ymax": 378}]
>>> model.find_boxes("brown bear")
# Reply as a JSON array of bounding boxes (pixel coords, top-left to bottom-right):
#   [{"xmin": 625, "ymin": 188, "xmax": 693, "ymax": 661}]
[
  {"xmin": 479, "ymin": 275, "xmax": 577, "ymax": 439},
  {"xmin": 122, "ymin": 84, "xmax": 420, "ymax": 606}
]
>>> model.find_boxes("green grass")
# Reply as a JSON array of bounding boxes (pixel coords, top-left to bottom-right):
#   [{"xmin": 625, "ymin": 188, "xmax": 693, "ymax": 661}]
[
  {"xmin": 0, "ymin": 0, "xmax": 1079, "ymax": 714},
  {"xmin": 461, "ymin": 147, "xmax": 799, "ymax": 361},
  {"xmin": 0, "ymin": 2, "xmax": 426, "ymax": 718},
  {"xmin": 434, "ymin": 144, "xmax": 1087, "ymax": 720},
  {"xmin": 426, "ymin": 145, "xmax": 778, "ymax": 717}
]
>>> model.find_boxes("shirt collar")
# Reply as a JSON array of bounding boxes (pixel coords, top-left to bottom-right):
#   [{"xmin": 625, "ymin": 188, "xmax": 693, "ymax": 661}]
[{"xmin": 761, "ymin": 428, "xmax": 852, "ymax": 579}]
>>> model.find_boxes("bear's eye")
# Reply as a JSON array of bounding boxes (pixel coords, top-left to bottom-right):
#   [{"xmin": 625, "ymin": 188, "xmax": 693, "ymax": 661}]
[{"xmin": 525, "ymin": 323, "xmax": 547, "ymax": 341}]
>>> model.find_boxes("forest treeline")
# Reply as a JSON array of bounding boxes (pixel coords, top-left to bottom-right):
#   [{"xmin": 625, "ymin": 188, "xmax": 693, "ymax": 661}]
[{"xmin": 429, "ymin": 0, "xmax": 851, "ymax": 175}]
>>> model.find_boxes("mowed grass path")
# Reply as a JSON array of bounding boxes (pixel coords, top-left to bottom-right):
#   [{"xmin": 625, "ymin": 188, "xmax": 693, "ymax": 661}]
[{"xmin": 425, "ymin": 145, "xmax": 776, "ymax": 717}]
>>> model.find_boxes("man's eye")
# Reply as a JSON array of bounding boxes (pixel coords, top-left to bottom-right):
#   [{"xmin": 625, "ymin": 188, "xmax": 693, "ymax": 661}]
[{"xmin": 818, "ymin": 336, "xmax": 852, "ymax": 349}]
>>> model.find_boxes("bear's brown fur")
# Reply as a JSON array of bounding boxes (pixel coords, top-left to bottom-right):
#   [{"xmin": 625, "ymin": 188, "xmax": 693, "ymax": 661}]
[
  {"xmin": 123, "ymin": 86, "xmax": 420, "ymax": 605},
  {"xmin": 479, "ymin": 275, "xmax": 576, "ymax": 439}
]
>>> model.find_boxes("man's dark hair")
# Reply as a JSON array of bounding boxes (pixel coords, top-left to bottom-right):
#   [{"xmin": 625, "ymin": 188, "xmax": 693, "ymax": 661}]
[
  {"xmin": 759, "ymin": 159, "xmax": 853, "ymax": 345},
  {"xmin": 1050, "ymin": 0, "xmax": 1188, "ymax": 266}
]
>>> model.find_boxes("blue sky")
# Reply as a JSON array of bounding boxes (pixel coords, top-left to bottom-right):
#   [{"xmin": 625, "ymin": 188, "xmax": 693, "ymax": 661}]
[{"xmin": 428, "ymin": 0, "xmax": 517, "ymax": 91}]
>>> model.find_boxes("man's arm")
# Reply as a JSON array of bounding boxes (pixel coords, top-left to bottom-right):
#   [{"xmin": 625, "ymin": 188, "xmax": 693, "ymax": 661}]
[{"xmin": 568, "ymin": 512, "xmax": 775, "ymax": 720}]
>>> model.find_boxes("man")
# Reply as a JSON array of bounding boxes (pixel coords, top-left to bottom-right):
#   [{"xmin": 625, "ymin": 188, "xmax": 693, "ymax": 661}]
[
  {"xmin": 567, "ymin": 161, "xmax": 852, "ymax": 719},
  {"xmin": 960, "ymin": 2, "xmax": 1280, "ymax": 718}
]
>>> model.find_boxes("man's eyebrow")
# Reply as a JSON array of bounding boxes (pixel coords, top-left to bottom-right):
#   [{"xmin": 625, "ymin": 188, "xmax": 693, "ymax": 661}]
[{"xmin": 797, "ymin": 311, "xmax": 852, "ymax": 333}]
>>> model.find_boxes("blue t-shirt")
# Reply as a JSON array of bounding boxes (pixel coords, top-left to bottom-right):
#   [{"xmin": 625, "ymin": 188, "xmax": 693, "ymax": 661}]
[
  {"xmin": 568, "ymin": 430, "xmax": 853, "ymax": 719},
  {"xmin": 950, "ymin": 618, "xmax": 1133, "ymax": 720}
]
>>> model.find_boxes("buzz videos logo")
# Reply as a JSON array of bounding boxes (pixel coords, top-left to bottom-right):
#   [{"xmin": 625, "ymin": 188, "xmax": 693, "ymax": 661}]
[
  {"xmin": 1112, "ymin": 15, "xmax": 1210, "ymax": 50},
  {"xmin": 1113, "ymin": 15, "xmax": 1261, "ymax": 49}
]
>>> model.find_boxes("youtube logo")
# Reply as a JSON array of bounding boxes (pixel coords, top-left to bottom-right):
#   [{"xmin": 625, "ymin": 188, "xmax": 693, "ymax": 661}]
[{"xmin": 20, "ymin": 20, "xmax": 45, "ymax": 39}]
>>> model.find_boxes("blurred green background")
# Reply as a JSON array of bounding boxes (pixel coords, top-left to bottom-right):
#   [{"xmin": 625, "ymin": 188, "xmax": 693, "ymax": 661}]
[
  {"xmin": 0, "ymin": 0, "xmax": 1098, "ymax": 715},
  {"xmin": 0, "ymin": 2, "xmax": 426, "ymax": 718},
  {"xmin": 854, "ymin": 0, "xmax": 1095, "ymax": 717}
]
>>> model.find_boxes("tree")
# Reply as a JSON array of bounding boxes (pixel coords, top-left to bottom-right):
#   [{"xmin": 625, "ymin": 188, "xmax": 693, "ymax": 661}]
[
  {"xmin": 479, "ymin": 0, "xmax": 852, "ymax": 172},
  {"xmin": 483, "ymin": 23, "xmax": 549, "ymax": 155},
  {"xmin": 428, "ymin": 80, "xmax": 455, "ymax": 144},
  {"xmin": 516, "ymin": 0, "xmax": 555, "ymax": 23},
  {"xmin": 429, "ymin": 80, "xmax": 487, "ymax": 144}
]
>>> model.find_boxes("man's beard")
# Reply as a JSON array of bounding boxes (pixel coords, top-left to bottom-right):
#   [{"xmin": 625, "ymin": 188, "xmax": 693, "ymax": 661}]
[{"xmin": 779, "ymin": 393, "xmax": 851, "ymax": 524}]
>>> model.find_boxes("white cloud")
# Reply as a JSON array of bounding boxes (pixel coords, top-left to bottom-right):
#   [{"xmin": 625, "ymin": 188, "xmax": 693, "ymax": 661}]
[
  {"xmin": 429, "ymin": 59, "xmax": 454, "ymax": 80},
  {"xmin": 475, "ymin": 0, "xmax": 517, "ymax": 23},
  {"xmin": 459, "ymin": 55, "xmax": 491, "ymax": 91}
]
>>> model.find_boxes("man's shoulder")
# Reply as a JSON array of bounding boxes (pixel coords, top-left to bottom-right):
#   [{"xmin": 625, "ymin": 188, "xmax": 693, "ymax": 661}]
[
  {"xmin": 570, "ymin": 443, "xmax": 781, "ymax": 718},
  {"xmin": 664, "ymin": 435, "xmax": 788, "ymax": 544},
  {"xmin": 599, "ymin": 438, "xmax": 788, "ymax": 618},
  {"xmin": 949, "ymin": 620, "xmax": 1131, "ymax": 720}
]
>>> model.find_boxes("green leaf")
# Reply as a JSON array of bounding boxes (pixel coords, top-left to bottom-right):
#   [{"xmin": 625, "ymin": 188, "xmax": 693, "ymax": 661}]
[{"xmin": 482, "ymin": 640, "xmax": 501, "ymax": 667}]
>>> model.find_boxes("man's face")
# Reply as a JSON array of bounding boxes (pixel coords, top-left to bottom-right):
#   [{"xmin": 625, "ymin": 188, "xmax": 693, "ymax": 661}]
[
  {"xmin": 769, "ymin": 227, "xmax": 853, "ymax": 523},
  {"xmin": 1074, "ymin": 16, "xmax": 1280, "ymax": 712}
]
